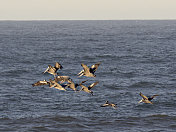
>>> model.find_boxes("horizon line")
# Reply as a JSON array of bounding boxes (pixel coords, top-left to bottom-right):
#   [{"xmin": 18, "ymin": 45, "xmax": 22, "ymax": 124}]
[{"xmin": 0, "ymin": 19, "xmax": 176, "ymax": 21}]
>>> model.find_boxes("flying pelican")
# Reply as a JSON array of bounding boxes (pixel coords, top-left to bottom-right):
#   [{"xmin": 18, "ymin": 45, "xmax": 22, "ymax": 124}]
[
  {"xmin": 49, "ymin": 79, "xmax": 66, "ymax": 91},
  {"xmin": 78, "ymin": 62, "xmax": 101, "ymax": 77},
  {"xmin": 101, "ymin": 101, "xmax": 117, "ymax": 109},
  {"xmin": 32, "ymin": 80, "xmax": 49, "ymax": 87},
  {"xmin": 54, "ymin": 76, "xmax": 71, "ymax": 83},
  {"xmin": 43, "ymin": 62, "xmax": 63, "ymax": 76},
  {"xmin": 138, "ymin": 92, "xmax": 159, "ymax": 104},
  {"xmin": 66, "ymin": 80, "xmax": 86, "ymax": 92},
  {"xmin": 79, "ymin": 81, "xmax": 99, "ymax": 95}
]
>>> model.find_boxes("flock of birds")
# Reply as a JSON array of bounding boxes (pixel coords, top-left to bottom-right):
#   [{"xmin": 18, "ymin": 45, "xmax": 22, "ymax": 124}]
[{"xmin": 32, "ymin": 62, "xmax": 159, "ymax": 109}]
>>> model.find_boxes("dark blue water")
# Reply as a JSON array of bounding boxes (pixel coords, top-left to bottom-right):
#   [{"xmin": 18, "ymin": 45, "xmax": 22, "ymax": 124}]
[{"xmin": 0, "ymin": 20, "xmax": 176, "ymax": 132}]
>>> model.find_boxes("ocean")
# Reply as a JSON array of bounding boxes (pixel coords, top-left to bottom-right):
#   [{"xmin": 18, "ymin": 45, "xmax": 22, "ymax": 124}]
[{"xmin": 0, "ymin": 20, "xmax": 176, "ymax": 132}]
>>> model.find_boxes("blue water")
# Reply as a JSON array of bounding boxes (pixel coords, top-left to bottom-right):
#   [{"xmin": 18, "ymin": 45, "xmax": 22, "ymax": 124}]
[{"xmin": 0, "ymin": 20, "xmax": 176, "ymax": 131}]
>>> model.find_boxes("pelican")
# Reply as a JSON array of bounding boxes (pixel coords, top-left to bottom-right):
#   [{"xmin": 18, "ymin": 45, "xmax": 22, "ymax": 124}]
[
  {"xmin": 54, "ymin": 76, "xmax": 71, "ymax": 83},
  {"xmin": 101, "ymin": 101, "xmax": 117, "ymax": 109},
  {"xmin": 32, "ymin": 80, "xmax": 49, "ymax": 87},
  {"xmin": 79, "ymin": 81, "xmax": 99, "ymax": 95},
  {"xmin": 66, "ymin": 80, "xmax": 86, "ymax": 92},
  {"xmin": 78, "ymin": 62, "xmax": 101, "ymax": 77},
  {"xmin": 138, "ymin": 92, "xmax": 159, "ymax": 104},
  {"xmin": 49, "ymin": 79, "xmax": 66, "ymax": 91},
  {"xmin": 43, "ymin": 62, "xmax": 63, "ymax": 76}
]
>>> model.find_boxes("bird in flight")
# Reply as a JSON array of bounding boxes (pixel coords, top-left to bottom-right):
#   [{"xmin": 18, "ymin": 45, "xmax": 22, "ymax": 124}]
[
  {"xmin": 101, "ymin": 101, "xmax": 117, "ymax": 109},
  {"xmin": 138, "ymin": 92, "xmax": 159, "ymax": 104},
  {"xmin": 43, "ymin": 62, "xmax": 63, "ymax": 76},
  {"xmin": 78, "ymin": 62, "xmax": 101, "ymax": 77},
  {"xmin": 79, "ymin": 81, "xmax": 99, "ymax": 95}
]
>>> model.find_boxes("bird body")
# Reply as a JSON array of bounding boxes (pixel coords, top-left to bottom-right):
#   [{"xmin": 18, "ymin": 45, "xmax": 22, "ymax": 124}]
[{"xmin": 101, "ymin": 101, "xmax": 117, "ymax": 109}]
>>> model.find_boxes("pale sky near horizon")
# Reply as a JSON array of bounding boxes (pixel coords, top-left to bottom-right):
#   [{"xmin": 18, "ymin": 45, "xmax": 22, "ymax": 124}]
[{"xmin": 0, "ymin": 0, "xmax": 176, "ymax": 20}]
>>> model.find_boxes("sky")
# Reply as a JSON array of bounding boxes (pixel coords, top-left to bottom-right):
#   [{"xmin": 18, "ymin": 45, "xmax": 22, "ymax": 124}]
[{"xmin": 0, "ymin": 0, "xmax": 176, "ymax": 20}]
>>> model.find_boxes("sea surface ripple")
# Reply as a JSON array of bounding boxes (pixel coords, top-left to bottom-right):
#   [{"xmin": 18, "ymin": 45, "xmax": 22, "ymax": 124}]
[{"xmin": 0, "ymin": 20, "xmax": 176, "ymax": 132}]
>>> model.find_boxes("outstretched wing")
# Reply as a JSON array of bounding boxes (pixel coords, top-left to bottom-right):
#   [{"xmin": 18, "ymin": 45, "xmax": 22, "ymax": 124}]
[
  {"xmin": 55, "ymin": 62, "xmax": 63, "ymax": 69},
  {"xmin": 139, "ymin": 92, "xmax": 148, "ymax": 100},
  {"xmin": 148, "ymin": 94, "xmax": 159, "ymax": 101},
  {"xmin": 88, "ymin": 81, "xmax": 99, "ymax": 90},
  {"xmin": 81, "ymin": 63, "xmax": 90, "ymax": 73},
  {"xmin": 54, "ymin": 84, "xmax": 66, "ymax": 91},
  {"xmin": 90, "ymin": 62, "xmax": 101, "ymax": 73},
  {"xmin": 55, "ymin": 82, "xmax": 64, "ymax": 88},
  {"xmin": 32, "ymin": 80, "xmax": 49, "ymax": 87},
  {"xmin": 79, "ymin": 85, "xmax": 88, "ymax": 92},
  {"xmin": 79, "ymin": 80, "xmax": 87, "ymax": 85},
  {"xmin": 49, "ymin": 80, "xmax": 65, "ymax": 91}
]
